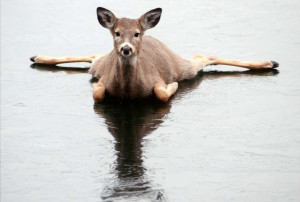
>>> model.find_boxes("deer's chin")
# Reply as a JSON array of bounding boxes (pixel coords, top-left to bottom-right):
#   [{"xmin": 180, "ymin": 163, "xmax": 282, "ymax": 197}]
[{"xmin": 118, "ymin": 53, "xmax": 137, "ymax": 64}]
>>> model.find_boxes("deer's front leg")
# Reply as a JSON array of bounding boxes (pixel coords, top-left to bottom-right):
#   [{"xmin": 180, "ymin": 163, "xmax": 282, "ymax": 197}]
[
  {"xmin": 154, "ymin": 81, "xmax": 178, "ymax": 102},
  {"xmin": 92, "ymin": 81, "xmax": 106, "ymax": 103}
]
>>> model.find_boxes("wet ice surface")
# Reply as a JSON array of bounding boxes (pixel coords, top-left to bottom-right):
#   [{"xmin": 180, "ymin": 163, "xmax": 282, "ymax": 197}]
[{"xmin": 1, "ymin": 0, "xmax": 300, "ymax": 201}]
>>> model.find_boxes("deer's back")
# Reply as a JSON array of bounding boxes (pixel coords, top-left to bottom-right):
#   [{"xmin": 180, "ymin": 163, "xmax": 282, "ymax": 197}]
[{"xmin": 138, "ymin": 36, "xmax": 194, "ymax": 82}]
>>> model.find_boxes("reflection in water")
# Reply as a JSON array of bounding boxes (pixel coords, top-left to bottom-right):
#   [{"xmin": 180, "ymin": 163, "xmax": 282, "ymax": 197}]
[
  {"xmin": 30, "ymin": 64, "xmax": 278, "ymax": 201},
  {"xmin": 30, "ymin": 63, "xmax": 90, "ymax": 74},
  {"xmin": 94, "ymin": 99, "xmax": 170, "ymax": 201},
  {"xmin": 93, "ymin": 74, "xmax": 205, "ymax": 201}
]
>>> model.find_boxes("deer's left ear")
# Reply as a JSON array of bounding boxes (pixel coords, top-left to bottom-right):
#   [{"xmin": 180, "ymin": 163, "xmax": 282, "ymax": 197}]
[
  {"xmin": 139, "ymin": 8, "xmax": 162, "ymax": 31},
  {"xmin": 97, "ymin": 7, "xmax": 117, "ymax": 29}
]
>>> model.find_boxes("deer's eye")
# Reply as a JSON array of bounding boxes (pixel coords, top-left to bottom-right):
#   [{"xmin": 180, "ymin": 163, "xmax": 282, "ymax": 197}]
[
  {"xmin": 115, "ymin": 32, "xmax": 120, "ymax": 37},
  {"xmin": 134, "ymin": 33, "xmax": 140, "ymax": 37}
]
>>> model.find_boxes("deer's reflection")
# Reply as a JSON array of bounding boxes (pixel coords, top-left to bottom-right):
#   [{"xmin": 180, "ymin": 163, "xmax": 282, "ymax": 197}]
[
  {"xmin": 94, "ymin": 100, "xmax": 169, "ymax": 201},
  {"xmin": 30, "ymin": 64, "xmax": 278, "ymax": 201},
  {"xmin": 92, "ymin": 72, "xmax": 206, "ymax": 201}
]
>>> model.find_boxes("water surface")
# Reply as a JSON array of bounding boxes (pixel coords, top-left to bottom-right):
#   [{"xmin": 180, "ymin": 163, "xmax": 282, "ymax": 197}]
[{"xmin": 1, "ymin": 0, "xmax": 300, "ymax": 201}]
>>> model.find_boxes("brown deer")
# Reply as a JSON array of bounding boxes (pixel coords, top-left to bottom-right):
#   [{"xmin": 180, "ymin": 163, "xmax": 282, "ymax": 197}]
[{"xmin": 30, "ymin": 7, "xmax": 279, "ymax": 103}]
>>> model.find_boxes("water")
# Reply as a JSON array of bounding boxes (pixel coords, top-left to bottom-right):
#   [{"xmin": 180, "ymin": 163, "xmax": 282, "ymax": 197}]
[{"xmin": 1, "ymin": 0, "xmax": 300, "ymax": 201}]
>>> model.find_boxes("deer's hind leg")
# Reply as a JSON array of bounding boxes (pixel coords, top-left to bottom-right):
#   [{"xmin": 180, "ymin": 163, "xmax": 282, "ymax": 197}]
[
  {"xmin": 154, "ymin": 81, "xmax": 178, "ymax": 102},
  {"xmin": 189, "ymin": 54, "xmax": 279, "ymax": 70},
  {"xmin": 30, "ymin": 54, "xmax": 105, "ymax": 65}
]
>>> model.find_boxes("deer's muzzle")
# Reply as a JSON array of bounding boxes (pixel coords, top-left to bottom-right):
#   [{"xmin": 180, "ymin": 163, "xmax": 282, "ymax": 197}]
[{"xmin": 121, "ymin": 45, "xmax": 132, "ymax": 56}]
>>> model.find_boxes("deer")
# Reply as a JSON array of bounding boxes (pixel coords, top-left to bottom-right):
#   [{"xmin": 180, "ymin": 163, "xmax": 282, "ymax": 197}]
[{"xmin": 30, "ymin": 7, "xmax": 279, "ymax": 103}]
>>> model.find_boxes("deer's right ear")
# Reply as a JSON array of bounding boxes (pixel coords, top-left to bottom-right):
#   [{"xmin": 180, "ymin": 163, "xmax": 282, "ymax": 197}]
[{"xmin": 97, "ymin": 7, "xmax": 116, "ymax": 29}]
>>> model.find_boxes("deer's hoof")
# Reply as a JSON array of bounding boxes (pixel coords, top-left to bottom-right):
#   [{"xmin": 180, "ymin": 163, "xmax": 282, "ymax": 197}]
[
  {"xmin": 30, "ymin": 56, "xmax": 37, "ymax": 62},
  {"xmin": 271, "ymin": 61, "xmax": 279, "ymax": 68}
]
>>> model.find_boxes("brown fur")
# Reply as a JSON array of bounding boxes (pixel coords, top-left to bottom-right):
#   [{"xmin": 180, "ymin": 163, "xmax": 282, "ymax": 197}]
[{"xmin": 89, "ymin": 36, "xmax": 196, "ymax": 99}]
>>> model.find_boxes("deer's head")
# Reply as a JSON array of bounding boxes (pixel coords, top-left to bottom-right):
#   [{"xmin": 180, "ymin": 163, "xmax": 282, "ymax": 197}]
[{"xmin": 96, "ymin": 7, "xmax": 162, "ymax": 58}]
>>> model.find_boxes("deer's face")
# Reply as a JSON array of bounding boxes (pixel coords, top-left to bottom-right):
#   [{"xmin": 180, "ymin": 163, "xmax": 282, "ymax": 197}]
[
  {"xmin": 97, "ymin": 7, "xmax": 162, "ymax": 58},
  {"xmin": 112, "ymin": 19, "xmax": 142, "ymax": 57}
]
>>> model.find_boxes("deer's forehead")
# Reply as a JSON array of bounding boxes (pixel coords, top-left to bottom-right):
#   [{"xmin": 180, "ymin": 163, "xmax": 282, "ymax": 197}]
[{"xmin": 114, "ymin": 18, "xmax": 141, "ymax": 32}]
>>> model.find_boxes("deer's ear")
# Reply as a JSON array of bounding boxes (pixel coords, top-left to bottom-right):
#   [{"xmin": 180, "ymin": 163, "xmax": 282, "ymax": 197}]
[
  {"xmin": 97, "ymin": 7, "xmax": 117, "ymax": 29},
  {"xmin": 139, "ymin": 8, "xmax": 162, "ymax": 31}
]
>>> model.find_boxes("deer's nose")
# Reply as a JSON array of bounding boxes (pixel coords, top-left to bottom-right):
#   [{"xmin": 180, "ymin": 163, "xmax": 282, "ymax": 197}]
[{"xmin": 121, "ymin": 45, "xmax": 132, "ymax": 56}]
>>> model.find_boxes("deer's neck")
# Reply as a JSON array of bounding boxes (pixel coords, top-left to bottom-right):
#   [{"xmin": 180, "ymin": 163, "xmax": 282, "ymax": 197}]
[
  {"xmin": 115, "ymin": 55, "xmax": 139, "ymax": 97},
  {"xmin": 117, "ymin": 55, "xmax": 138, "ymax": 81}
]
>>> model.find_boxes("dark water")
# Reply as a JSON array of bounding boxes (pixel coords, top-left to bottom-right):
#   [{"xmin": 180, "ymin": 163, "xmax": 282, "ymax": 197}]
[{"xmin": 1, "ymin": 0, "xmax": 300, "ymax": 201}]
